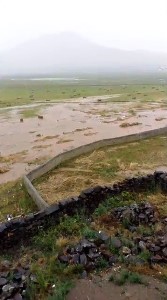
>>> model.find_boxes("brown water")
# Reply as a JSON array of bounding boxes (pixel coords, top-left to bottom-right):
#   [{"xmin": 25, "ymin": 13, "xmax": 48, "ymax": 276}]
[{"xmin": 0, "ymin": 95, "xmax": 167, "ymax": 183}]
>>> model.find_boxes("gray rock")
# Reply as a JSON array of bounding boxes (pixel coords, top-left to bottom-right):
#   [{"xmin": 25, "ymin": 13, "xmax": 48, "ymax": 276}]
[
  {"xmin": 21, "ymin": 275, "xmax": 26, "ymax": 281},
  {"xmin": 13, "ymin": 293, "xmax": 23, "ymax": 300},
  {"xmin": 139, "ymin": 241, "xmax": 146, "ymax": 251},
  {"xmin": 125, "ymin": 255, "xmax": 145, "ymax": 266},
  {"xmin": 9, "ymin": 285, "xmax": 15, "ymax": 293},
  {"xmin": 139, "ymin": 213, "xmax": 146, "ymax": 220},
  {"xmin": 2, "ymin": 284, "xmax": 12, "ymax": 293},
  {"xmin": 72, "ymin": 254, "xmax": 80, "ymax": 264},
  {"xmin": 81, "ymin": 270, "xmax": 87, "ymax": 279},
  {"xmin": 98, "ymin": 232, "xmax": 109, "ymax": 244},
  {"xmin": 30, "ymin": 274, "xmax": 38, "ymax": 283},
  {"xmin": 0, "ymin": 277, "xmax": 8, "ymax": 286},
  {"xmin": 87, "ymin": 250, "xmax": 100, "ymax": 260},
  {"xmin": 0, "ymin": 223, "xmax": 7, "ymax": 233},
  {"xmin": 75, "ymin": 244, "xmax": 83, "ymax": 253},
  {"xmin": 151, "ymin": 255, "xmax": 163, "ymax": 263},
  {"xmin": 162, "ymin": 234, "xmax": 167, "ymax": 245},
  {"xmin": 58, "ymin": 255, "xmax": 70, "ymax": 263},
  {"xmin": 110, "ymin": 237, "xmax": 122, "ymax": 249},
  {"xmin": 149, "ymin": 245, "xmax": 161, "ymax": 252},
  {"xmin": 162, "ymin": 247, "xmax": 167, "ymax": 257},
  {"xmin": 109, "ymin": 256, "xmax": 118, "ymax": 265},
  {"xmin": 80, "ymin": 239, "xmax": 95, "ymax": 250},
  {"xmin": 79, "ymin": 253, "xmax": 87, "ymax": 266},
  {"xmin": 0, "ymin": 271, "xmax": 9, "ymax": 278}
]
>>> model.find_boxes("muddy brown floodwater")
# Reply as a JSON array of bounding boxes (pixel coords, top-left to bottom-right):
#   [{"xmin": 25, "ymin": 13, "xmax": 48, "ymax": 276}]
[{"xmin": 0, "ymin": 95, "xmax": 167, "ymax": 184}]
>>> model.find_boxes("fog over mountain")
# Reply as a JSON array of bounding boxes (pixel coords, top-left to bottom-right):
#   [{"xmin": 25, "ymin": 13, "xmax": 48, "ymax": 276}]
[{"xmin": 1, "ymin": 32, "xmax": 167, "ymax": 75}]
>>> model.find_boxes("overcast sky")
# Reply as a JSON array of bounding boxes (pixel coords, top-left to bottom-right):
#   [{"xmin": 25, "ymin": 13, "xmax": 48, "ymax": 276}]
[{"xmin": 0, "ymin": 0, "xmax": 167, "ymax": 52}]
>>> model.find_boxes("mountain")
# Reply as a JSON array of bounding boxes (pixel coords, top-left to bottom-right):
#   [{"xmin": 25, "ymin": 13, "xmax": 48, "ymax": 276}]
[{"xmin": 0, "ymin": 32, "xmax": 167, "ymax": 75}]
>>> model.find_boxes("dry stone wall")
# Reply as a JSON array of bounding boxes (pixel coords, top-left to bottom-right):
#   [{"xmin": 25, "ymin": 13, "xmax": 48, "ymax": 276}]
[{"xmin": 0, "ymin": 171, "xmax": 167, "ymax": 252}]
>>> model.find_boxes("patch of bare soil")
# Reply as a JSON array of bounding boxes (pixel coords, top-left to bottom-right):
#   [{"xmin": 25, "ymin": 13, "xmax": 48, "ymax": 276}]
[{"xmin": 67, "ymin": 275, "xmax": 167, "ymax": 300}]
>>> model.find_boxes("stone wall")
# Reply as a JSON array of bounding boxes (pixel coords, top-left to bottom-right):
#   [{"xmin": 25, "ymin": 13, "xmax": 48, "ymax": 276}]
[{"xmin": 0, "ymin": 171, "xmax": 167, "ymax": 253}]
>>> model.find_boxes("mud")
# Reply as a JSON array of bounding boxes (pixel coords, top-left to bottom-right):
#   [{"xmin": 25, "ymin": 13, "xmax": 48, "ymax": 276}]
[{"xmin": 0, "ymin": 95, "xmax": 167, "ymax": 183}]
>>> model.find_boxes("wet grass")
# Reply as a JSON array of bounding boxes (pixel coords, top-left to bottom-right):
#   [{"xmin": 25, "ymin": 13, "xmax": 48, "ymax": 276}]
[
  {"xmin": 0, "ymin": 180, "xmax": 37, "ymax": 220},
  {"xmin": 0, "ymin": 80, "xmax": 115, "ymax": 108},
  {"xmin": 19, "ymin": 107, "xmax": 42, "ymax": 118},
  {"xmin": 1, "ymin": 79, "xmax": 167, "ymax": 108}
]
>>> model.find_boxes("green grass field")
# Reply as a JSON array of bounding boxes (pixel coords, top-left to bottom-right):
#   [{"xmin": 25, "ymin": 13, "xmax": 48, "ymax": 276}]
[{"xmin": 0, "ymin": 75, "xmax": 167, "ymax": 108}]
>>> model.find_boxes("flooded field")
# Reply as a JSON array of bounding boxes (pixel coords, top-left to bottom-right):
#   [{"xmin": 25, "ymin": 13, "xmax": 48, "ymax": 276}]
[{"xmin": 0, "ymin": 93, "xmax": 167, "ymax": 184}]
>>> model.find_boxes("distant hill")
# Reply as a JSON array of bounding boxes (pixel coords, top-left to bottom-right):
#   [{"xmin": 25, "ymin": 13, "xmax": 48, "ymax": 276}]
[{"xmin": 1, "ymin": 32, "xmax": 167, "ymax": 75}]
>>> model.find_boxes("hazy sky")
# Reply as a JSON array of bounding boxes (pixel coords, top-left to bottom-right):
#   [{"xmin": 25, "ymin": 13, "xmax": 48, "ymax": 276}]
[{"xmin": 0, "ymin": 0, "xmax": 167, "ymax": 52}]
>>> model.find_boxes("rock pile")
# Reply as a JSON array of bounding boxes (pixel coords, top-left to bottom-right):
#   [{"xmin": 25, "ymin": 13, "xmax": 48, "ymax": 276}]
[
  {"xmin": 58, "ymin": 201, "xmax": 167, "ymax": 274},
  {"xmin": 58, "ymin": 234, "xmax": 117, "ymax": 275},
  {"xmin": 113, "ymin": 202, "xmax": 158, "ymax": 226},
  {"xmin": 0, "ymin": 261, "xmax": 36, "ymax": 300}
]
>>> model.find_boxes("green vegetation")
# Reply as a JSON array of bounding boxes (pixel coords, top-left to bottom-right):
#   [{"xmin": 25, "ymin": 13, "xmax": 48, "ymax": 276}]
[
  {"xmin": 32, "ymin": 214, "xmax": 98, "ymax": 252},
  {"xmin": 27, "ymin": 279, "xmax": 74, "ymax": 300},
  {"xmin": 96, "ymin": 257, "xmax": 109, "ymax": 270},
  {"xmin": 81, "ymin": 227, "xmax": 98, "ymax": 239},
  {"xmin": 93, "ymin": 191, "xmax": 135, "ymax": 217},
  {"xmin": 47, "ymin": 281, "xmax": 74, "ymax": 300},
  {"xmin": 109, "ymin": 270, "xmax": 145, "ymax": 286},
  {"xmin": 1, "ymin": 187, "xmax": 164, "ymax": 298},
  {"xmin": 20, "ymin": 106, "xmax": 42, "ymax": 118},
  {"xmin": 136, "ymin": 225, "xmax": 154, "ymax": 236},
  {"xmin": 0, "ymin": 80, "xmax": 115, "ymax": 108},
  {"xmin": 1, "ymin": 77, "xmax": 167, "ymax": 108},
  {"xmin": 138, "ymin": 250, "xmax": 152, "ymax": 262},
  {"xmin": 0, "ymin": 180, "xmax": 37, "ymax": 220},
  {"xmin": 19, "ymin": 215, "xmax": 88, "ymax": 299}
]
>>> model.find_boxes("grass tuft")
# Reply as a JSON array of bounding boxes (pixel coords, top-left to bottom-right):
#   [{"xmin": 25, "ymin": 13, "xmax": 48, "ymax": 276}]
[{"xmin": 109, "ymin": 269, "xmax": 145, "ymax": 286}]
